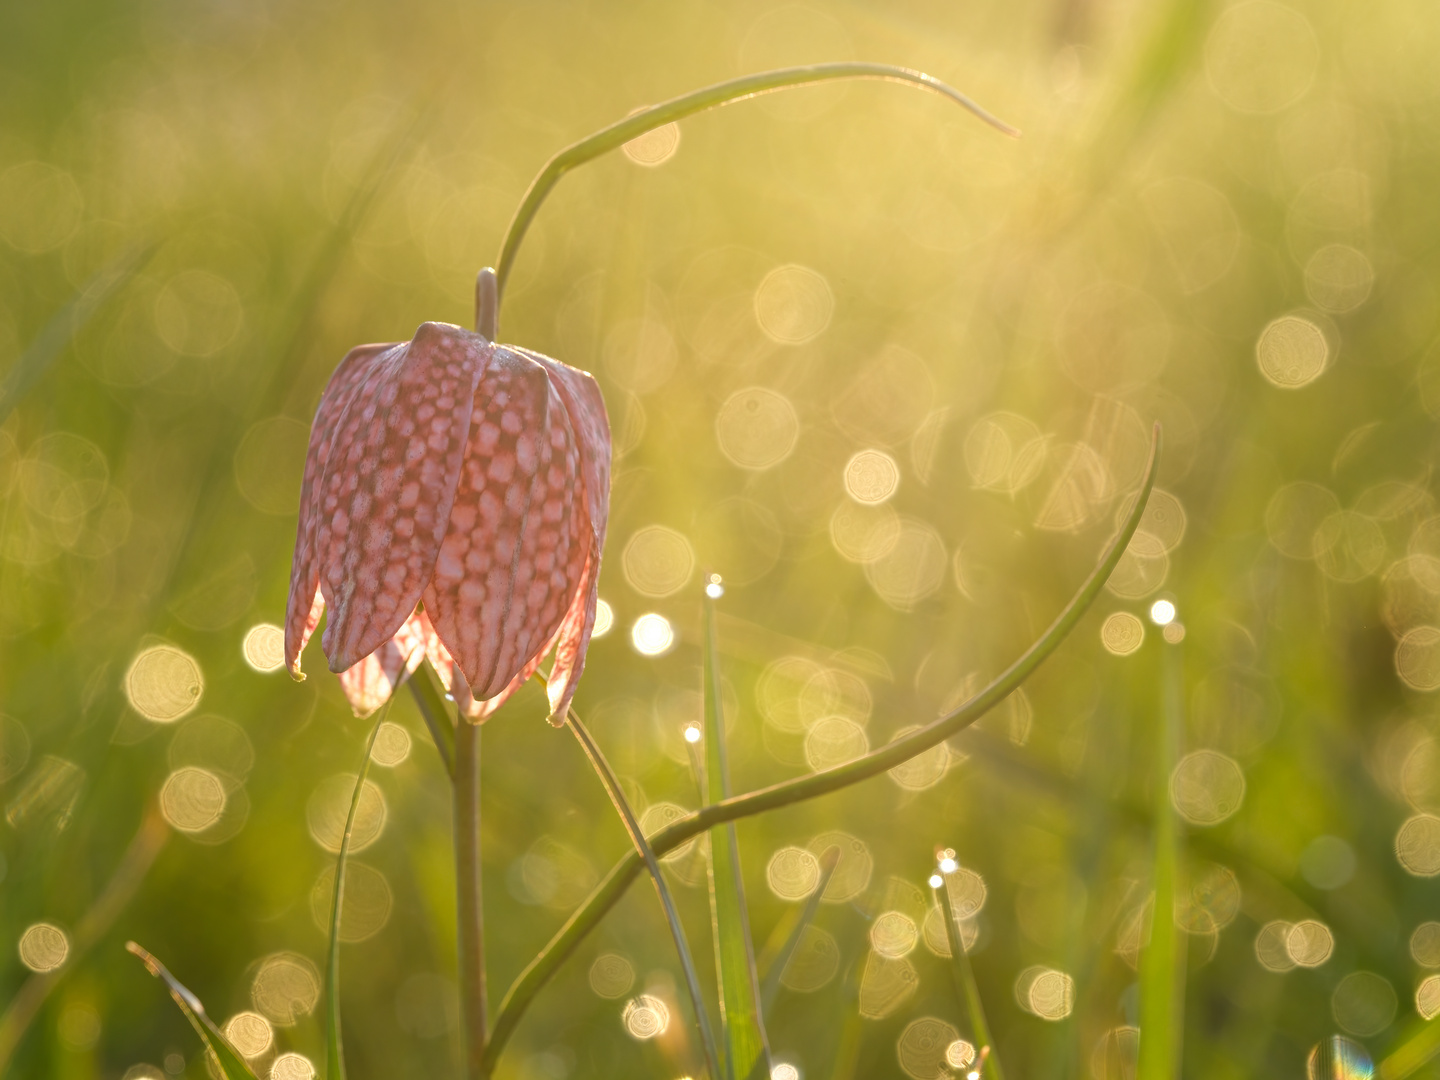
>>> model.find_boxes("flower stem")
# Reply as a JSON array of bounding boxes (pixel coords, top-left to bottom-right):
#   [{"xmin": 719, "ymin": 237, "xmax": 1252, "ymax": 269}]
[
  {"xmin": 455, "ymin": 718, "xmax": 488, "ymax": 1079},
  {"xmin": 491, "ymin": 62, "xmax": 1018, "ymax": 318},
  {"xmin": 481, "ymin": 427, "xmax": 1161, "ymax": 1074}
]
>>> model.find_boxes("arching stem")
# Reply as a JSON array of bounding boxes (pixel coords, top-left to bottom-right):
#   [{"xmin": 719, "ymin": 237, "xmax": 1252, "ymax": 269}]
[{"xmin": 489, "ymin": 62, "xmax": 1018, "ymax": 327}]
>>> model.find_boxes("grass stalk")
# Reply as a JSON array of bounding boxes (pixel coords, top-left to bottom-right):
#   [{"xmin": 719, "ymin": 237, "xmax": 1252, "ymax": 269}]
[
  {"xmin": 491, "ymin": 62, "xmax": 1017, "ymax": 316},
  {"xmin": 324, "ymin": 704, "xmax": 393, "ymax": 1080},
  {"xmin": 757, "ymin": 846, "xmax": 840, "ymax": 1013},
  {"xmin": 701, "ymin": 587, "xmax": 770, "ymax": 1080},
  {"xmin": 480, "ymin": 428, "xmax": 1160, "ymax": 1073},
  {"xmin": 1136, "ymin": 637, "xmax": 1185, "ymax": 1079},
  {"xmin": 937, "ymin": 873, "xmax": 1004, "ymax": 1080},
  {"xmin": 565, "ymin": 708, "xmax": 723, "ymax": 1080}
]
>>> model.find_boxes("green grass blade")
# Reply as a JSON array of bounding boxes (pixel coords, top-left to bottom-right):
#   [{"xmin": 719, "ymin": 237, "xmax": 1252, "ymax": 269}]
[
  {"xmin": 702, "ymin": 584, "xmax": 770, "ymax": 1080},
  {"xmin": 0, "ymin": 244, "xmax": 151, "ymax": 426},
  {"xmin": 565, "ymin": 708, "xmax": 723, "ymax": 1080},
  {"xmin": 936, "ymin": 874, "xmax": 1005, "ymax": 1080},
  {"xmin": 324, "ymin": 699, "xmax": 395, "ymax": 1080},
  {"xmin": 758, "ymin": 845, "xmax": 840, "ymax": 1013},
  {"xmin": 1380, "ymin": 1018, "xmax": 1440, "ymax": 1079},
  {"xmin": 125, "ymin": 942, "xmax": 260, "ymax": 1080},
  {"xmin": 407, "ymin": 664, "xmax": 456, "ymax": 778},
  {"xmin": 493, "ymin": 62, "xmax": 1017, "ymax": 308},
  {"xmin": 1136, "ymin": 640, "xmax": 1185, "ymax": 1079},
  {"xmin": 480, "ymin": 429, "xmax": 1160, "ymax": 1077}
]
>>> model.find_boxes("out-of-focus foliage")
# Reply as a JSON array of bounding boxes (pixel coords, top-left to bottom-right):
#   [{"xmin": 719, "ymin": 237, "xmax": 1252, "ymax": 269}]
[{"xmin": 2, "ymin": 0, "xmax": 1439, "ymax": 1077}]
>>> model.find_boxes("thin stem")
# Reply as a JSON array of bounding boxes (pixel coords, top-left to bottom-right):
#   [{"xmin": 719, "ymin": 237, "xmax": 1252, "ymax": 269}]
[
  {"xmin": 455, "ymin": 719, "xmax": 487, "ymax": 1078},
  {"xmin": 482, "ymin": 428, "xmax": 1160, "ymax": 1073},
  {"xmin": 937, "ymin": 874, "xmax": 1005, "ymax": 1080},
  {"xmin": 565, "ymin": 711, "xmax": 723, "ymax": 1080},
  {"xmin": 325, "ymin": 704, "xmax": 392, "ymax": 1080},
  {"xmin": 408, "ymin": 664, "xmax": 456, "ymax": 778},
  {"xmin": 492, "ymin": 62, "xmax": 1018, "ymax": 312}
]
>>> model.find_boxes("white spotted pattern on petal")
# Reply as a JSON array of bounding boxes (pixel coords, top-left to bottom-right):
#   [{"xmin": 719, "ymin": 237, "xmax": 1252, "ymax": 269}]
[
  {"xmin": 285, "ymin": 343, "xmax": 398, "ymax": 677},
  {"xmin": 422, "ymin": 348, "xmax": 587, "ymax": 704},
  {"xmin": 318, "ymin": 323, "xmax": 489, "ymax": 672}
]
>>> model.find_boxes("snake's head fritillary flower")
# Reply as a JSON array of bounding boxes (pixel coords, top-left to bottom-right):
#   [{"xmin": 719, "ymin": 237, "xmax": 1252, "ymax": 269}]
[{"xmin": 284, "ymin": 321, "xmax": 610, "ymax": 725}]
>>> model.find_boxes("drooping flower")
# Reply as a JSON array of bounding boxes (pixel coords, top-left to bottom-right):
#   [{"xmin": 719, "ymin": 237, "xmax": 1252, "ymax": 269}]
[{"xmin": 284, "ymin": 321, "xmax": 610, "ymax": 724}]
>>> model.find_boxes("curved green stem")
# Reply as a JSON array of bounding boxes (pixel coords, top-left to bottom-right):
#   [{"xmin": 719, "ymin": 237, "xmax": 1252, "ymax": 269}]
[
  {"xmin": 565, "ymin": 711, "xmax": 723, "ymax": 1080},
  {"xmin": 492, "ymin": 62, "xmax": 1018, "ymax": 310},
  {"xmin": 482, "ymin": 427, "xmax": 1161, "ymax": 1073}
]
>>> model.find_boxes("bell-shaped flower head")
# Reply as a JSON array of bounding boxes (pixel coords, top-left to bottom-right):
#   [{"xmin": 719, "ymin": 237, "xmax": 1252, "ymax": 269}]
[{"xmin": 284, "ymin": 322, "xmax": 610, "ymax": 725}]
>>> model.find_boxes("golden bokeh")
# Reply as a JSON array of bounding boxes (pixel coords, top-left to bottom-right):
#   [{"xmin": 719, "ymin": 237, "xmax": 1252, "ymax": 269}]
[
  {"xmin": 306, "ymin": 774, "xmax": 386, "ymax": 854},
  {"xmin": 1100, "ymin": 612, "xmax": 1145, "ymax": 656},
  {"xmin": 159, "ymin": 767, "xmax": 227, "ymax": 833},
  {"xmin": 779, "ymin": 926, "xmax": 839, "ymax": 993},
  {"xmin": 1330, "ymin": 971, "xmax": 1396, "ymax": 1037},
  {"xmin": 858, "ymin": 952, "xmax": 918, "ymax": 1020},
  {"xmin": 1256, "ymin": 314, "xmax": 1329, "ymax": 389},
  {"xmin": 1418, "ymin": 976, "xmax": 1440, "ymax": 1021},
  {"xmin": 1287, "ymin": 920, "xmax": 1335, "ymax": 968},
  {"xmin": 17, "ymin": 923, "xmax": 69, "ymax": 973},
  {"xmin": 242, "ymin": 623, "xmax": 286, "ymax": 672},
  {"xmin": 870, "ymin": 911, "xmax": 919, "ymax": 959},
  {"xmin": 250, "ymin": 952, "xmax": 321, "ymax": 1026},
  {"xmin": 369, "ymin": 722, "xmax": 411, "ymax": 768},
  {"xmin": 715, "ymin": 388, "xmax": 799, "ymax": 470},
  {"xmin": 896, "ymin": 1017, "xmax": 959, "ymax": 1080},
  {"xmin": 766, "ymin": 846, "xmax": 821, "ymax": 900},
  {"xmin": 269, "ymin": 1052, "xmax": 316, "ymax": 1080},
  {"xmin": 1396, "ymin": 814, "xmax": 1440, "ymax": 876},
  {"xmin": 844, "ymin": 450, "xmax": 900, "ymax": 505},
  {"xmin": 622, "ymin": 526, "xmax": 694, "ymax": 598},
  {"xmin": 310, "ymin": 862, "xmax": 394, "ymax": 942},
  {"xmin": 1170, "ymin": 750, "xmax": 1246, "ymax": 826},
  {"xmin": 621, "ymin": 994, "xmax": 669, "ymax": 1040},
  {"xmin": 124, "ymin": 645, "xmax": 204, "ymax": 723},
  {"xmin": 222, "ymin": 1012, "xmax": 273, "ymax": 1059},
  {"xmin": 806, "ymin": 831, "xmax": 872, "ymax": 902},
  {"xmin": 588, "ymin": 954, "xmax": 635, "ymax": 1000},
  {"xmin": 754, "ymin": 264, "xmax": 833, "ymax": 344},
  {"xmin": 622, "ymin": 122, "xmax": 680, "ymax": 167}
]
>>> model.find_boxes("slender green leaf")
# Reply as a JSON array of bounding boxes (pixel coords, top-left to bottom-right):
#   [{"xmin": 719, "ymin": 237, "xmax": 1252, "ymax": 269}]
[
  {"xmin": 936, "ymin": 873, "xmax": 1005, "ymax": 1080},
  {"xmin": 565, "ymin": 704, "xmax": 722, "ymax": 1080},
  {"xmin": 0, "ymin": 245, "xmax": 151, "ymax": 426},
  {"xmin": 702, "ymin": 584, "xmax": 770, "ymax": 1080},
  {"xmin": 758, "ymin": 845, "xmax": 840, "ymax": 1013},
  {"xmin": 325, "ymin": 700, "xmax": 395, "ymax": 1080},
  {"xmin": 407, "ymin": 664, "xmax": 455, "ymax": 779},
  {"xmin": 482, "ymin": 430, "xmax": 1159, "ymax": 1075},
  {"xmin": 1379, "ymin": 1018, "xmax": 1440, "ymax": 1080},
  {"xmin": 1137, "ymin": 641, "xmax": 1185, "ymax": 1079},
  {"xmin": 125, "ymin": 941, "xmax": 259, "ymax": 1080},
  {"xmin": 493, "ymin": 62, "xmax": 1018, "ymax": 310}
]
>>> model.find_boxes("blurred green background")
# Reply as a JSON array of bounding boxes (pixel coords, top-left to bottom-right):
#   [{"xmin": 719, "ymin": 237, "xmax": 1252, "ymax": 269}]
[{"xmin": 3, "ymin": 0, "xmax": 1440, "ymax": 1076}]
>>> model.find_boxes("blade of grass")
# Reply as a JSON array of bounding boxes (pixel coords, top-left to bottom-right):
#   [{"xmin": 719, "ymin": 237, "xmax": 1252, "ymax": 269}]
[
  {"xmin": 936, "ymin": 872, "xmax": 1005, "ymax": 1080},
  {"xmin": 758, "ymin": 845, "xmax": 840, "ymax": 1014},
  {"xmin": 324, "ymin": 698, "xmax": 395, "ymax": 1080},
  {"xmin": 125, "ymin": 941, "xmax": 259, "ymax": 1080},
  {"xmin": 407, "ymin": 664, "xmax": 455, "ymax": 780},
  {"xmin": 563, "ymin": 702, "xmax": 722, "ymax": 1080},
  {"xmin": 1136, "ymin": 638, "xmax": 1185, "ymax": 1079},
  {"xmin": 0, "ymin": 809, "xmax": 168, "ymax": 1072},
  {"xmin": 0, "ymin": 244, "xmax": 151, "ymax": 426},
  {"xmin": 1380, "ymin": 1019, "xmax": 1440, "ymax": 1079},
  {"xmin": 482, "ymin": 429, "xmax": 1159, "ymax": 1074},
  {"xmin": 701, "ymin": 583, "xmax": 771, "ymax": 1080},
  {"xmin": 493, "ymin": 62, "xmax": 1018, "ymax": 311}
]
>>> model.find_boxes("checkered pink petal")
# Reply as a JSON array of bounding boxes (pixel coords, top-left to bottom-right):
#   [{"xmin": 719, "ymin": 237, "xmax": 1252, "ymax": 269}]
[
  {"xmin": 336, "ymin": 609, "xmax": 429, "ymax": 716},
  {"xmin": 285, "ymin": 322, "xmax": 611, "ymax": 725},
  {"xmin": 284, "ymin": 342, "xmax": 397, "ymax": 679}
]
